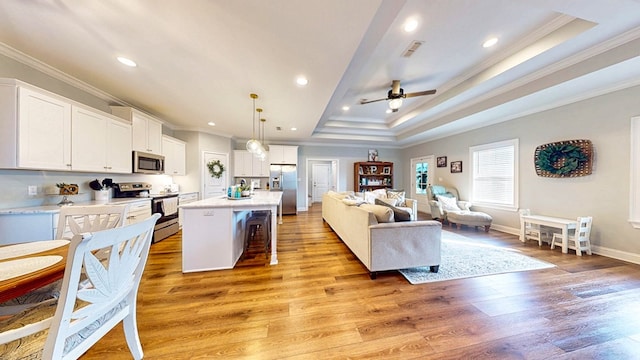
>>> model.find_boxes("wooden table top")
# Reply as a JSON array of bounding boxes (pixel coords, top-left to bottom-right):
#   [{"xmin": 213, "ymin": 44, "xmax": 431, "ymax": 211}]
[{"xmin": 0, "ymin": 242, "xmax": 68, "ymax": 303}]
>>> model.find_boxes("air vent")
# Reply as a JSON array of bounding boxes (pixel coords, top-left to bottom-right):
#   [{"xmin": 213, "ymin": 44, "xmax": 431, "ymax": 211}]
[{"xmin": 402, "ymin": 40, "xmax": 424, "ymax": 57}]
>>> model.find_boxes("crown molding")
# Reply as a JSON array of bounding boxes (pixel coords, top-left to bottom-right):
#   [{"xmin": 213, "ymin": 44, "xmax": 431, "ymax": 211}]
[{"xmin": 0, "ymin": 42, "xmax": 132, "ymax": 106}]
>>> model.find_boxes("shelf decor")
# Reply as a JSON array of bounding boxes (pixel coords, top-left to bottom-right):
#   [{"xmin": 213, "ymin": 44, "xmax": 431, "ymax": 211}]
[
  {"xmin": 534, "ymin": 139, "xmax": 592, "ymax": 178},
  {"xmin": 207, "ymin": 160, "xmax": 225, "ymax": 178}
]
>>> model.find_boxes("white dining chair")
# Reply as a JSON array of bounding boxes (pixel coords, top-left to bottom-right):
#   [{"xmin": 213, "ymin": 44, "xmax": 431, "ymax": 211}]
[
  {"xmin": 0, "ymin": 213, "xmax": 160, "ymax": 360},
  {"xmin": 0, "ymin": 205, "xmax": 129, "ymax": 316},
  {"xmin": 550, "ymin": 216, "xmax": 593, "ymax": 256}
]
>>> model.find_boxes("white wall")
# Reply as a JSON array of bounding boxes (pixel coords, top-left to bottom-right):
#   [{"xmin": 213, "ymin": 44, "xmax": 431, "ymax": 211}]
[{"xmin": 402, "ymin": 84, "xmax": 640, "ymax": 261}]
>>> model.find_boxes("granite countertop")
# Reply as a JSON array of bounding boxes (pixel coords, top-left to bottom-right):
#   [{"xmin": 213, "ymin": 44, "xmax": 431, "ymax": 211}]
[
  {"xmin": 180, "ymin": 191, "xmax": 282, "ymax": 209},
  {"xmin": 0, "ymin": 197, "xmax": 151, "ymax": 215}
]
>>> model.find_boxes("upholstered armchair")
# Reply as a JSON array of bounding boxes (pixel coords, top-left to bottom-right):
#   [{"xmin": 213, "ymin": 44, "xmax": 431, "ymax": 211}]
[{"xmin": 427, "ymin": 185, "xmax": 472, "ymax": 222}]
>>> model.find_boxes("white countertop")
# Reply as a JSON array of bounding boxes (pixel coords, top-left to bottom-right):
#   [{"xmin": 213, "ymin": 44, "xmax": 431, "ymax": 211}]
[
  {"xmin": 180, "ymin": 191, "xmax": 282, "ymax": 209},
  {"xmin": 0, "ymin": 197, "xmax": 151, "ymax": 215}
]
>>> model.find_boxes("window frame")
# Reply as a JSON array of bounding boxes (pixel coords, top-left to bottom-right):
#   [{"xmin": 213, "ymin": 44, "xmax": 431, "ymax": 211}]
[{"xmin": 469, "ymin": 138, "xmax": 519, "ymax": 211}]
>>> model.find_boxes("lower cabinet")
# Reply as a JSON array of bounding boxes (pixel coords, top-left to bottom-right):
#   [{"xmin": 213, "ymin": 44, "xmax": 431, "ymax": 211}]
[
  {"xmin": 178, "ymin": 192, "xmax": 199, "ymax": 227},
  {"xmin": 125, "ymin": 200, "xmax": 152, "ymax": 225}
]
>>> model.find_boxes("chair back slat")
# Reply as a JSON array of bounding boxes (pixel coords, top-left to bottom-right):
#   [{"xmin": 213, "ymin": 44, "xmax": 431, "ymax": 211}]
[{"xmin": 43, "ymin": 213, "xmax": 159, "ymax": 359}]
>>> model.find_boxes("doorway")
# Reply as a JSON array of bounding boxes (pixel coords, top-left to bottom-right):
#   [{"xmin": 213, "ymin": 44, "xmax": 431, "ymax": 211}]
[
  {"xmin": 306, "ymin": 158, "xmax": 338, "ymax": 209},
  {"xmin": 202, "ymin": 151, "xmax": 228, "ymax": 199},
  {"xmin": 410, "ymin": 155, "xmax": 435, "ymax": 214}
]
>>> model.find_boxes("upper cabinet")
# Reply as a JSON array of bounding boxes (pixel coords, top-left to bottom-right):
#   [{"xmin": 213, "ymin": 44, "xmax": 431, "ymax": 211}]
[
  {"xmin": 234, "ymin": 150, "xmax": 269, "ymax": 177},
  {"xmin": 0, "ymin": 84, "xmax": 73, "ymax": 171},
  {"xmin": 71, "ymin": 105, "xmax": 132, "ymax": 173},
  {"xmin": 0, "ymin": 79, "xmax": 134, "ymax": 173},
  {"xmin": 268, "ymin": 145, "xmax": 298, "ymax": 165},
  {"xmin": 110, "ymin": 106, "xmax": 163, "ymax": 154},
  {"xmin": 162, "ymin": 135, "xmax": 186, "ymax": 176}
]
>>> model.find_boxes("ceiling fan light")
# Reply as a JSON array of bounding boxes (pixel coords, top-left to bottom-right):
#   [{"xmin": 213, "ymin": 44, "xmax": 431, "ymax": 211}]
[{"xmin": 388, "ymin": 98, "xmax": 403, "ymax": 110}]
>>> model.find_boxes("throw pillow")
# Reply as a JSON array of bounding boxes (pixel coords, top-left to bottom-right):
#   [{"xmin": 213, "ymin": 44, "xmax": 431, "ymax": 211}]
[
  {"xmin": 377, "ymin": 197, "xmax": 399, "ymax": 207},
  {"xmin": 436, "ymin": 195, "xmax": 461, "ymax": 212},
  {"xmin": 386, "ymin": 189, "xmax": 406, "ymax": 207},
  {"xmin": 375, "ymin": 198, "xmax": 412, "ymax": 222},
  {"xmin": 359, "ymin": 203, "xmax": 394, "ymax": 223}
]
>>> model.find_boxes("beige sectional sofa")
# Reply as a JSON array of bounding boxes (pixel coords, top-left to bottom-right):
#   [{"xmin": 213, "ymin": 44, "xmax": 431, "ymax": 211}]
[{"xmin": 322, "ymin": 191, "xmax": 442, "ymax": 279}]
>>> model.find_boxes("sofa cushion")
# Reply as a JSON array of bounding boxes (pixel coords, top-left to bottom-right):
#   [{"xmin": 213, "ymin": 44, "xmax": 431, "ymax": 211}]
[
  {"xmin": 386, "ymin": 189, "xmax": 406, "ymax": 207},
  {"xmin": 436, "ymin": 195, "xmax": 461, "ymax": 212},
  {"xmin": 359, "ymin": 203, "xmax": 394, "ymax": 223},
  {"xmin": 375, "ymin": 198, "xmax": 412, "ymax": 222}
]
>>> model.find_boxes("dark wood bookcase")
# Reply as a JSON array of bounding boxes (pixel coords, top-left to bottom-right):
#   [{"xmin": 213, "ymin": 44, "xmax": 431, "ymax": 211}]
[{"xmin": 354, "ymin": 161, "xmax": 393, "ymax": 192}]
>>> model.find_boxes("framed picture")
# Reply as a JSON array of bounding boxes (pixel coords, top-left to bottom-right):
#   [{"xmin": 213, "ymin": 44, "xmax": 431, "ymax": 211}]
[
  {"xmin": 368, "ymin": 149, "xmax": 378, "ymax": 162},
  {"xmin": 437, "ymin": 156, "xmax": 447, "ymax": 167},
  {"xmin": 382, "ymin": 166, "xmax": 391, "ymax": 174},
  {"xmin": 451, "ymin": 161, "xmax": 462, "ymax": 173}
]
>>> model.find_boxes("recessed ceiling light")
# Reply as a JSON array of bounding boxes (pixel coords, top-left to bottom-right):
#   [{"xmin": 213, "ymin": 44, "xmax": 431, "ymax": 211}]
[
  {"xmin": 296, "ymin": 76, "xmax": 308, "ymax": 86},
  {"xmin": 117, "ymin": 56, "xmax": 137, "ymax": 67},
  {"xmin": 207, "ymin": 122, "xmax": 216, "ymax": 126},
  {"xmin": 290, "ymin": 127, "xmax": 297, "ymax": 131},
  {"xmin": 483, "ymin": 37, "xmax": 498, "ymax": 48},
  {"xmin": 404, "ymin": 19, "xmax": 418, "ymax": 33},
  {"xmin": 342, "ymin": 106, "xmax": 350, "ymax": 111}
]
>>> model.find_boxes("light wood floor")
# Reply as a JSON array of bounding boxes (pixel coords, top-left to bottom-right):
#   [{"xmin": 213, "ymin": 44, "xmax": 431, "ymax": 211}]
[{"xmin": 83, "ymin": 205, "xmax": 640, "ymax": 359}]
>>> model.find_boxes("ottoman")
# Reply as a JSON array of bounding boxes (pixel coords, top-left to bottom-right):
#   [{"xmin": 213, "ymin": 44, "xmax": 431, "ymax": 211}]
[{"xmin": 447, "ymin": 211, "xmax": 492, "ymax": 232}]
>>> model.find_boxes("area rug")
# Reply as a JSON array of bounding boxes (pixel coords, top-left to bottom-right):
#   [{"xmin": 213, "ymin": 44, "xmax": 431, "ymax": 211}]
[{"xmin": 398, "ymin": 231, "xmax": 554, "ymax": 284}]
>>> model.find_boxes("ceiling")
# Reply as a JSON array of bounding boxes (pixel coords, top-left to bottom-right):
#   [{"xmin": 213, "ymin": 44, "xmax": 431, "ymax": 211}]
[{"xmin": 1, "ymin": 1, "xmax": 640, "ymax": 149}]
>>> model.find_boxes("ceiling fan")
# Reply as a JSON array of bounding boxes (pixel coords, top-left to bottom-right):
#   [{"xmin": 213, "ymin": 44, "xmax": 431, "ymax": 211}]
[{"xmin": 359, "ymin": 80, "xmax": 436, "ymax": 112}]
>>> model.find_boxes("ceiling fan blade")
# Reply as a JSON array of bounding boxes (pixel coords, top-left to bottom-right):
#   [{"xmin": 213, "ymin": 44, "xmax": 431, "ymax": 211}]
[
  {"xmin": 404, "ymin": 89, "xmax": 437, "ymax": 98},
  {"xmin": 359, "ymin": 97, "xmax": 388, "ymax": 105}
]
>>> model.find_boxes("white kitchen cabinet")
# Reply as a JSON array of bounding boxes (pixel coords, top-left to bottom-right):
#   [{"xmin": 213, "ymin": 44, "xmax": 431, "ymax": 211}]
[
  {"xmin": 268, "ymin": 145, "xmax": 298, "ymax": 165},
  {"xmin": 178, "ymin": 192, "xmax": 199, "ymax": 227},
  {"xmin": 234, "ymin": 150, "xmax": 269, "ymax": 177},
  {"xmin": 71, "ymin": 105, "xmax": 132, "ymax": 173},
  {"xmin": 0, "ymin": 212, "xmax": 57, "ymax": 245},
  {"xmin": 162, "ymin": 135, "xmax": 186, "ymax": 175},
  {"xmin": 233, "ymin": 150, "xmax": 253, "ymax": 177},
  {"xmin": 125, "ymin": 200, "xmax": 152, "ymax": 225},
  {"xmin": 0, "ymin": 82, "xmax": 72, "ymax": 171},
  {"xmin": 110, "ymin": 106, "xmax": 163, "ymax": 154}
]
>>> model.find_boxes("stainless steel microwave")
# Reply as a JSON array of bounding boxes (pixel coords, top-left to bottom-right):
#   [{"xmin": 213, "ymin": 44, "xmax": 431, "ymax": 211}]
[{"xmin": 132, "ymin": 151, "xmax": 165, "ymax": 174}]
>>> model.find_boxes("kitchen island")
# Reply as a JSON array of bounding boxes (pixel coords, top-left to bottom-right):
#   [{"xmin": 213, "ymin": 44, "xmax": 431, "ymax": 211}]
[{"xmin": 180, "ymin": 191, "xmax": 283, "ymax": 272}]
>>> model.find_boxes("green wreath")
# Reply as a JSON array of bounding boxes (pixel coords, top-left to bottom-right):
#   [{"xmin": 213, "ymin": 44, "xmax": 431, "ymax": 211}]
[
  {"xmin": 207, "ymin": 160, "xmax": 225, "ymax": 178},
  {"xmin": 535, "ymin": 143, "xmax": 588, "ymax": 175}
]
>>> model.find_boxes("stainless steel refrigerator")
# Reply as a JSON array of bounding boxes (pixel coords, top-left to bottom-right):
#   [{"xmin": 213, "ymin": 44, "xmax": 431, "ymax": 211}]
[{"xmin": 270, "ymin": 164, "xmax": 297, "ymax": 215}]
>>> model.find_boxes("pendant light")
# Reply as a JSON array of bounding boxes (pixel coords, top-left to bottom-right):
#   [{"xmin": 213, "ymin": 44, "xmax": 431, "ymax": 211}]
[
  {"xmin": 257, "ymin": 117, "xmax": 267, "ymax": 161},
  {"xmin": 246, "ymin": 93, "xmax": 261, "ymax": 153},
  {"xmin": 253, "ymin": 108, "xmax": 266, "ymax": 159}
]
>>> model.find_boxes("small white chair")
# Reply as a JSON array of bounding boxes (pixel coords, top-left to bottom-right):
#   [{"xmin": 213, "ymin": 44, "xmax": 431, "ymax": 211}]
[
  {"xmin": 551, "ymin": 216, "xmax": 593, "ymax": 256},
  {"xmin": 520, "ymin": 209, "xmax": 543, "ymax": 246},
  {"xmin": 0, "ymin": 213, "xmax": 160, "ymax": 359}
]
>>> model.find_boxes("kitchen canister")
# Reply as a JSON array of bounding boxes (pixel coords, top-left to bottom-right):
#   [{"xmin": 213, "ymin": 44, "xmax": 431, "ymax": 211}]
[{"xmin": 93, "ymin": 189, "xmax": 111, "ymax": 202}]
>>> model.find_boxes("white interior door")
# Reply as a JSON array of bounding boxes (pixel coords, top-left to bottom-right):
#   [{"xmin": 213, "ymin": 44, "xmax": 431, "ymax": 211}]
[
  {"xmin": 312, "ymin": 163, "xmax": 331, "ymax": 203},
  {"xmin": 411, "ymin": 155, "xmax": 435, "ymax": 213},
  {"xmin": 202, "ymin": 151, "xmax": 228, "ymax": 199}
]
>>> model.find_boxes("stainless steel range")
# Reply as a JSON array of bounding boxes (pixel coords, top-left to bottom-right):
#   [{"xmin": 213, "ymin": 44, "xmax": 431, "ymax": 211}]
[{"xmin": 113, "ymin": 182, "xmax": 179, "ymax": 243}]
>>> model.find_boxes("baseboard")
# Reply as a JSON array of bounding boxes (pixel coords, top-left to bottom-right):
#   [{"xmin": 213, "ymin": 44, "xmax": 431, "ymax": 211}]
[
  {"xmin": 489, "ymin": 226, "xmax": 640, "ymax": 265},
  {"xmin": 590, "ymin": 245, "xmax": 640, "ymax": 265}
]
